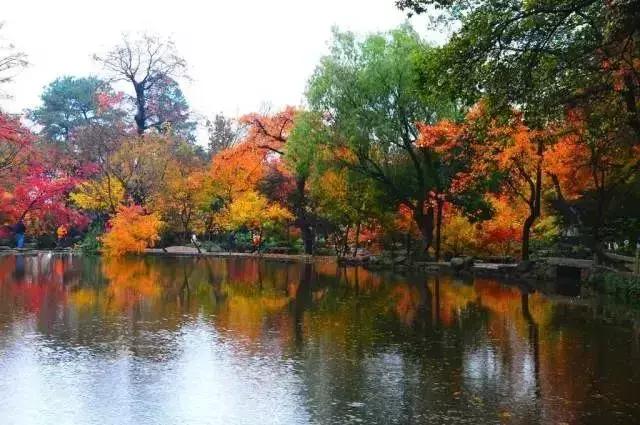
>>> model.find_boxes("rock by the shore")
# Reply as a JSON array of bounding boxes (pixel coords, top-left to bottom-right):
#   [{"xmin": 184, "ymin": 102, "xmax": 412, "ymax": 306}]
[{"xmin": 450, "ymin": 256, "xmax": 474, "ymax": 271}]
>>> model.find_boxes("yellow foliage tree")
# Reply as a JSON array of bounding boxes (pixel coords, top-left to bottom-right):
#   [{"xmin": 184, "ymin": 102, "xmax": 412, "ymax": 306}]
[
  {"xmin": 215, "ymin": 190, "xmax": 291, "ymax": 246},
  {"xmin": 70, "ymin": 175, "xmax": 125, "ymax": 214},
  {"xmin": 108, "ymin": 134, "xmax": 173, "ymax": 205},
  {"xmin": 101, "ymin": 205, "xmax": 164, "ymax": 256},
  {"xmin": 441, "ymin": 211, "xmax": 478, "ymax": 257},
  {"xmin": 154, "ymin": 162, "xmax": 212, "ymax": 239}
]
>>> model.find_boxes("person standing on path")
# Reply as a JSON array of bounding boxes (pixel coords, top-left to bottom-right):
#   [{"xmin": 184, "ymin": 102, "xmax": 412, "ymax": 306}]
[{"xmin": 14, "ymin": 219, "xmax": 26, "ymax": 249}]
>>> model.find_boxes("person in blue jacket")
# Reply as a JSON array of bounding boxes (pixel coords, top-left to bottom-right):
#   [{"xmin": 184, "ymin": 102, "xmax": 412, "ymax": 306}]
[{"xmin": 13, "ymin": 219, "xmax": 26, "ymax": 249}]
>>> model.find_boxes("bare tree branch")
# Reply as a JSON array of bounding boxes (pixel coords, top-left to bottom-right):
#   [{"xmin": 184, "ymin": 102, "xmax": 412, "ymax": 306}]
[
  {"xmin": 94, "ymin": 34, "xmax": 188, "ymax": 135},
  {"xmin": 0, "ymin": 23, "xmax": 28, "ymax": 96}
]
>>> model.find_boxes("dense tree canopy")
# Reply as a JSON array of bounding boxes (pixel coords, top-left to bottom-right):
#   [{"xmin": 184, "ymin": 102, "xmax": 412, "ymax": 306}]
[
  {"xmin": 397, "ymin": 0, "xmax": 640, "ymax": 259},
  {"xmin": 0, "ymin": 12, "xmax": 637, "ymax": 261},
  {"xmin": 305, "ymin": 26, "xmax": 491, "ymax": 258}
]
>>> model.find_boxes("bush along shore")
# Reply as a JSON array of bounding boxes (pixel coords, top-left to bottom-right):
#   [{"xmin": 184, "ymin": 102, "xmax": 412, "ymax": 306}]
[{"xmin": 587, "ymin": 272, "xmax": 640, "ymax": 304}]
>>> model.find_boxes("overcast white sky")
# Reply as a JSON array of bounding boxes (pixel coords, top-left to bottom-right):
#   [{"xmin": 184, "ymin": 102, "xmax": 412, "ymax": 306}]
[{"xmin": 1, "ymin": 0, "xmax": 441, "ymax": 143}]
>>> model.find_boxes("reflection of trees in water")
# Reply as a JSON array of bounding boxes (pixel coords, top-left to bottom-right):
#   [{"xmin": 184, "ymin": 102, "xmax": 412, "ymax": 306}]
[
  {"xmin": 521, "ymin": 291, "xmax": 541, "ymax": 399},
  {"xmin": 0, "ymin": 255, "xmax": 79, "ymax": 329},
  {"xmin": 301, "ymin": 273, "xmax": 640, "ymax": 424},
  {"xmin": 0, "ymin": 255, "xmax": 639, "ymax": 423}
]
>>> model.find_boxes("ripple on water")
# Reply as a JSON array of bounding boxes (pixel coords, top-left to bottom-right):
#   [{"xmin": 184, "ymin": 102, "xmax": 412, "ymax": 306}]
[{"xmin": 0, "ymin": 255, "xmax": 638, "ymax": 425}]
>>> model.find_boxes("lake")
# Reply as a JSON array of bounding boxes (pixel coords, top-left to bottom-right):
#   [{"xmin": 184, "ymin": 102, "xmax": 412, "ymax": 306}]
[{"xmin": 0, "ymin": 253, "xmax": 638, "ymax": 424}]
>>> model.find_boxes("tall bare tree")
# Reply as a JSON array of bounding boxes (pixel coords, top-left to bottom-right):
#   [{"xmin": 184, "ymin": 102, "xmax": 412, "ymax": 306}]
[{"xmin": 94, "ymin": 34, "xmax": 188, "ymax": 135}]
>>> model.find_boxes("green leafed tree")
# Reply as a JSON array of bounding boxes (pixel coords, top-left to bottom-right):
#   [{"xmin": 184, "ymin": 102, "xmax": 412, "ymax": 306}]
[
  {"xmin": 30, "ymin": 76, "xmax": 122, "ymax": 142},
  {"xmin": 400, "ymin": 0, "xmax": 639, "ymax": 130},
  {"xmin": 305, "ymin": 25, "xmax": 462, "ymax": 255}
]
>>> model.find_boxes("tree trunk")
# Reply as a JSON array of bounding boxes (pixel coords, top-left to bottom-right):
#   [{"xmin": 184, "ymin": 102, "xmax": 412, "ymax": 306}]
[
  {"xmin": 413, "ymin": 201, "xmax": 435, "ymax": 257},
  {"xmin": 435, "ymin": 197, "xmax": 444, "ymax": 262},
  {"xmin": 353, "ymin": 221, "xmax": 361, "ymax": 258},
  {"xmin": 550, "ymin": 174, "xmax": 582, "ymax": 228},
  {"xmin": 521, "ymin": 212, "xmax": 536, "ymax": 261},
  {"xmin": 294, "ymin": 176, "xmax": 314, "ymax": 255},
  {"xmin": 592, "ymin": 173, "xmax": 607, "ymax": 264},
  {"xmin": 342, "ymin": 225, "xmax": 350, "ymax": 257},
  {"xmin": 134, "ymin": 81, "xmax": 146, "ymax": 135},
  {"xmin": 333, "ymin": 234, "xmax": 341, "ymax": 258},
  {"xmin": 521, "ymin": 138, "xmax": 544, "ymax": 261},
  {"xmin": 302, "ymin": 226, "xmax": 314, "ymax": 255}
]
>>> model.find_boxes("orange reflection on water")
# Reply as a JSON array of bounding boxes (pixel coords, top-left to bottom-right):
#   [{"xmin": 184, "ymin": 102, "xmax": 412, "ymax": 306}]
[{"xmin": 0, "ymin": 254, "xmax": 638, "ymax": 425}]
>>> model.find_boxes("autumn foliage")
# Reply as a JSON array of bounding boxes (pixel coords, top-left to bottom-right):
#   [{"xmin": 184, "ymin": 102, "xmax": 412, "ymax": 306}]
[
  {"xmin": 0, "ymin": 113, "xmax": 32, "ymax": 177},
  {"xmin": 0, "ymin": 21, "xmax": 637, "ymax": 262},
  {"xmin": 101, "ymin": 205, "xmax": 163, "ymax": 256},
  {"xmin": 210, "ymin": 143, "xmax": 267, "ymax": 201},
  {"xmin": 1, "ymin": 111, "xmax": 88, "ymax": 237}
]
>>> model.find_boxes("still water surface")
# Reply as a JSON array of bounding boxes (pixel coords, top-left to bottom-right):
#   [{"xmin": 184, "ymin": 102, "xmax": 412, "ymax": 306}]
[{"xmin": 0, "ymin": 253, "xmax": 639, "ymax": 424}]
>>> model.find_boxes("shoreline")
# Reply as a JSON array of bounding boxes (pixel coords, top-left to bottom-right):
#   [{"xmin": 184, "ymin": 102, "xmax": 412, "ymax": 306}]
[
  {"xmin": 144, "ymin": 248, "xmax": 336, "ymax": 263},
  {"xmin": 2, "ymin": 246, "xmax": 633, "ymax": 283},
  {"xmin": 0, "ymin": 247, "xmax": 337, "ymax": 264},
  {"xmin": 3, "ymin": 248, "xmax": 638, "ymax": 305}
]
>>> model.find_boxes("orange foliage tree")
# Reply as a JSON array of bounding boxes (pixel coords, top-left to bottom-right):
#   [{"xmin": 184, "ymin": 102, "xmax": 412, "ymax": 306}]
[
  {"xmin": 545, "ymin": 105, "xmax": 640, "ymax": 254},
  {"xmin": 310, "ymin": 166, "xmax": 382, "ymax": 257},
  {"xmin": 210, "ymin": 143, "xmax": 267, "ymax": 202},
  {"xmin": 156, "ymin": 165, "xmax": 210, "ymax": 240},
  {"xmin": 210, "ymin": 107, "xmax": 320, "ymax": 254},
  {"xmin": 107, "ymin": 133, "xmax": 174, "ymax": 205},
  {"xmin": 487, "ymin": 113, "xmax": 546, "ymax": 260},
  {"xmin": 243, "ymin": 108, "xmax": 317, "ymax": 253},
  {"xmin": 239, "ymin": 107, "xmax": 294, "ymax": 156},
  {"xmin": 153, "ymin": 142, "xmax": 211, "ymax": 241},
  {"xmin": 101, "ymin": 205, "xmax": 164, "ymax": 256},
  {"xmin": 419, "ymin": 103, "xmax": 562, "ymax": 260},
  {"xmin": 478, "ymin": 196, "xmax": 525, "ymax": 257},
  {"xmin": 415, "ymin": 109, "xmax": 496, "ymax": 260},
  {"xmin": 435, "ymin": 104, "xmax": 548, "ymax": 261},
  {"xmin": 415, "ymin": 120, "xmax": 463, "ymax": 260}
]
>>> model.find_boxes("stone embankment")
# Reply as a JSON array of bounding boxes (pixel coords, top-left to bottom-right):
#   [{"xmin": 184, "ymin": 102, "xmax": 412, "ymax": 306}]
[{"xmin": 362, "ymin": 253, "xmax": 594, "ymax": 283}]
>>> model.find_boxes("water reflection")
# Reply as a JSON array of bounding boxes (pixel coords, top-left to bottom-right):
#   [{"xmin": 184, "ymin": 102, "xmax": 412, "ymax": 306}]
[{"xmin": 0, "ymin": 254, "xmax": 638, "ymax": 424}]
